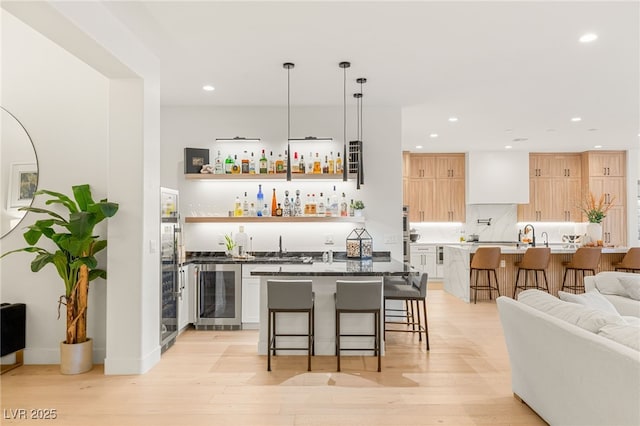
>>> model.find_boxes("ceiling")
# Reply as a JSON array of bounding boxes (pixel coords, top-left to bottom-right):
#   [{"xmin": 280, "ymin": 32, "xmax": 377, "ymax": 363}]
[{"xmin": 102, "ymin": 1, "xmax": 640, "ymax": 153}]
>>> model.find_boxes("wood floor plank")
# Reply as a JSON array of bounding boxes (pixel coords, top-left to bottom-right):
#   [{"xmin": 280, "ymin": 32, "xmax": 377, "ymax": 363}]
[{"xmin": 0, "ymin": 288, "xmax": 545, "ymax": 425}]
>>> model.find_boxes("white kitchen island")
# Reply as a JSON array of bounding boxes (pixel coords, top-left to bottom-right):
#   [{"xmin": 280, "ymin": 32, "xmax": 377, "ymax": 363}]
[{"xmin": 251, "ymin": 259, "xmax": 415, "ymax": 355}]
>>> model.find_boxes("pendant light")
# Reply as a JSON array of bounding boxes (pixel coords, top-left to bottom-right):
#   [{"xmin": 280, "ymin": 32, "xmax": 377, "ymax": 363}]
[
  {"xmin": 353, "ymin": 92, "xmax": 362, "ymax": 190},
  {"xmin": 356, "ymin": 77, "xmax": 366, "ymax": 186},
  {"xmin": 283, "ymin": 62, "xmax": 294, "ymax": 181},
  {"xmin": 339, "ymin": 61, "xmax": 351, "ymax": 181}
]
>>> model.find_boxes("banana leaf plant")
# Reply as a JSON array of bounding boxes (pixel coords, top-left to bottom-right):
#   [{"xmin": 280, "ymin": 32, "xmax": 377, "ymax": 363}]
[{"xmin": 1, "ymin": 184, "xmax": 118, "ymax": 344}]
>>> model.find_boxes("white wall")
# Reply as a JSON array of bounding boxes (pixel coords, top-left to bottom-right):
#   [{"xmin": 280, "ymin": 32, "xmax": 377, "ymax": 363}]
[
  {"xmin": 161, "ymin": 106, "xmax": 403, "ymax": 259},
  {"xmin": 0, "ymin": 10, "xmax": 109, "ymax": 363}
]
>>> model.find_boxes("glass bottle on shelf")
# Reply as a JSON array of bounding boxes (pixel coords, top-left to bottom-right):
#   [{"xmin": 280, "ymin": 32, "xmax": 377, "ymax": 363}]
[
  {"xmin": 275, "ymin": 203, "xmax": 283, "ymax": 217},
  {"xmin": 234, "ymin": 196, "xmax": 242, "ymax": 217},
  {"xmin": 349, "ymin": 199, "xmax": 355, "ymax": 217},
  {"xmin": 231, "ymin": 155, "xmax": 241, "ymax": 174},
  {"xmin": 214, "ymin": 150, "xmax": 224, "ymax": 174},
  {"xmin": 259, "ymin": 149, "xmax": 268, "ymax": 174},
  {"xmin": 241, "ymin": 151, "xmax": 250, "ymax": 174},
  {"xmin": 299, "ymin": 154, "xmax": 306, "ymax": 174},
  {"xmin": 268, "ymin": 151, "xmax": 275, "ymax": 174},
  {"xmin": 340, "ymin": 193, "xmax": 348, "ymax": 217},
  {"xmin": 307, "ymin": 152, "xmax": 314, "ymax": 174},
  {"xmin": 262, "ymin": 203, "xmax": 270, "ymax": 217},
  {"xmin": 225, "ymin": 154, "xmax": 234, "ymax": 174},
  {"xmin": 283, "ymin": 190, "xmax": 291, "ymax": 217},
  {"xmin": 292, "ymin": 152, "xmax": 300, "ymax": 174},
  {"xmin": 294, "ymin": 190, "xmax": 303, "ymax": 216},
  {"xmin": 271, "ymin": 188, "xmax": 277, "ymax": 216},
  {"xmin": 313, "ymin": 153, "xmax": 322, "ymax": 174},
  {"xmin": 309, "ymin": 194, "xmax": 317, "ymax": 215},
  {"xmin": 275, "ymin": 154, "xmax": 284, "ymax": 174},
  {"xmin": 242, "ymin": 192, "xmax": 250, "ymax": 216},
  {"xmin": 249, "ymin": 203, "xmax": 256, "ymax": 217},
  {"xmin": 249, "ymin": 152, "xmax": 256, "ymax": 174},
  {"xmin": 317, "ymin": 192, "xmax": 326, "ymax": 216},
  {"xmin": 256, "ymin": 184, "xmax": 264, "ymax": 208},
  {"xmin": 325, "ymin": 196, "xmax": 332, "ymax": 217},
  {"xmin": 322, "ymin": 156, "xmax": 329, "ymax": 174},
  {"xmin": 328, "ymin": 151, "xmax": 335, "ymax": 174},
  {"xmin": 284, "ymin": 150, "xmax": 289, "ymax": 174},
  {"xmin": 330, "ymin": 185, "xmax": 339, "ymax": 217},
  {"xmin": 336, "ymin": 152, "xmax": 343, "ymax": 174}
]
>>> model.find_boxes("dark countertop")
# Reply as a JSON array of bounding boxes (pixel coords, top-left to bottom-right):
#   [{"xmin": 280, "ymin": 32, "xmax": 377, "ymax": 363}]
[
  {"xmin": 249, "ymin": 258, "xmax": 415, "ymax": 276},
  {"xmin": 185, "ymin": 251, "xmax": 392, "ymax": 265}
]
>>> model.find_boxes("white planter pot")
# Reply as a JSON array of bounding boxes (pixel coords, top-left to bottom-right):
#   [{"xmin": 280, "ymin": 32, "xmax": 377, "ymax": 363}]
[
  {"xmin": 586, "ymin": 222, "xmax": 603, "ymax": 244},
  {"xmin": 60, "ymin": 338, "xmax": 93, "ymax": 375}
]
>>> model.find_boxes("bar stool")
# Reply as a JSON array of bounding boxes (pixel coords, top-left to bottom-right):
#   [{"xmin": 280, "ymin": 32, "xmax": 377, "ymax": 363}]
[
  {"xmin": 561, "ymin": 247, "xmax": 602, "ymax": 294},
  {"xmin": 267, "ymin": 279, "xmax": 314, "ymax": 372},
  {"xmin": 383, "ymin": 275, "xmax": 416, "ymax": 334},
  {"xmin": 470, "ymin": 247, "xmax": 501, "ymax": 304},
  {"xmin": 512, "ymin": 247, "xmax": 551, "ymax": 298},
  {"xmin": 383, "ymin": 273, "xmax": 429, "ymax": 350},
  {"xmin": 614, "ymin": 247, "xmax": 640, "ymax": 273},
  {"xmin": 335, "ymin": 280, "xmax": 382, "ymax": 372}
]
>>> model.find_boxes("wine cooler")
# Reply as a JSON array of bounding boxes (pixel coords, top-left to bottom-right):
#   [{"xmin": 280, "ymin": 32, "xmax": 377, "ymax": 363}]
[{"xmin": 194, "ymin": 263, "xmax": 242, "ymax": 330}]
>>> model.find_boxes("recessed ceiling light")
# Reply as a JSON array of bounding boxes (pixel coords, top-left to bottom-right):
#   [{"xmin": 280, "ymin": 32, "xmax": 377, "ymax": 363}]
[
  {"xmin": 546, "ymin": 129, "xmax": 556, "ymax": 132},
  {"xmin": 429, "ymin": 133, "xmax": 438, "ymax": 138},
  {"xmin": 594, "ymin": 145, "xmax": 603, "ymax": 149},
  {"xmin": 571, "ymin": 117, "xmax": 582, "ymax": 122},
  {"xmin": 202, "ymin": 85, "xmax": 215, "ymax": 91},
  {"xmin": 512, "ymin": 137, "xmax": 528, "ymax": 142},
  {"xmin": 505, "ymin": 129, "xmax": 513, "ymax": 133},
  {"xmin": 579, "ymin": 33, "xmax": 598, "ymax": 43},
  {"xmin": 505, "ymin": 145, "xmax": 512, "ymax": 149},
  {"xmin": 588, "ymin": 128, "xmax": 598, "ymax": 132},
  {"xmin": 448, "ymin": 117, "xmax": 458, "ymax": 122},
  {"xmin": 415, "ymin": 145, "xmax": 423, "ymax": 149}
]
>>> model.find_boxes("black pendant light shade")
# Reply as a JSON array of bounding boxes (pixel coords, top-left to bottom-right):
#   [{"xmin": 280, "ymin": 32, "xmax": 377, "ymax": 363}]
[
  {"xmin": 284, "ymin": 62, "xmax": 294, "ymax": 181},
  {"xmin": 339, "ymin": 61, "xmax": 351, "ymax": 182},
  {"xmin": 356, "ymin": 77, "xmax": 366, "ymax": 187}
]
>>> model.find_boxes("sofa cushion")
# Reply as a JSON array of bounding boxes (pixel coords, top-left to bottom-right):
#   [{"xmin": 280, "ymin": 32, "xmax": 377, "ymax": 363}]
[
  {"xmin": 517, "ymin": 289, "xmax": 626, "ymax": 333},
  {"xmin": 618, "ymin": 276, "xmax": 640, "ymax": 301},
  {"xmin": 592, "ymin": 271, "xmax": 630, "ymax": 296},
  {"xmin": 558, "ymin": 290, "xmax": 620, "ymax": 315},
  {"xmin": 597, "ymin": 324, "xmax": 640, "ymax": 351},
  {"xmin": 623, "ymin": 316, "xmax": 640, "ymax": 326}
]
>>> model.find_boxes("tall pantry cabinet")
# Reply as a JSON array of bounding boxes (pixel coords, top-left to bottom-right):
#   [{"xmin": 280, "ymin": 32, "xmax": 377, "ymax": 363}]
[
  {"xmin": 582, "ymin": 151, "xmax": 626, "ymax": 246},
  {"xmin": 404, "ymin": 153, "xmax": 465, "ymax": 222}
]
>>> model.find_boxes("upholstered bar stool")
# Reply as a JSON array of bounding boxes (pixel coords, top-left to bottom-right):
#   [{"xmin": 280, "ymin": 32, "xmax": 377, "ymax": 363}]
[
  {"xmin": 383, "ymin": 275, "xmax": 415, "ymax": 333},
  {"xmin": 470, "ymin": 247, "xmax": 501, "ymax": 304},
  {"xmin": 267, "ymin": 279, "xmax": 314, "ymax": 372},
  {"xmin": 335, "ymin": 280, "xmax": 382, "ymax": 372},
  {"xmin": 614, "ymin": 247, "xmax": 640, "ymax": 273},
  {"xmin": 512, "ymin": 247, "xmax": 551, "ymax": 298},
  {"xmin": 561, "ymin": 247, "xmax": 602, "ymax": 294},
  {"xmin": 383, "ymin": 273, "xmax": 430, "ymax": 350}
]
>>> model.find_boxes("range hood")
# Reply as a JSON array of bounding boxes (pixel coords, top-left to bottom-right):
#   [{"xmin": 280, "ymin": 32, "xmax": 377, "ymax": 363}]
[{"xmin": 467, "ymin": 151, "xmax": 529, "ymax": 204}]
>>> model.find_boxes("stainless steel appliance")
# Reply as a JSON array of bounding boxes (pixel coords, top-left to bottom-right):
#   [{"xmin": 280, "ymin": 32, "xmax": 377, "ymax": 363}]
[
  {"xmin": 402, "ymin": 205, "xmax": 410, "ymax": 264},
  {"xmin": 195, "ymin": 263, "xmax": 242, "ymax": 330},
  {"xmin": 160, "ymin": 187, "xmax": 182, "ymax": 352}
]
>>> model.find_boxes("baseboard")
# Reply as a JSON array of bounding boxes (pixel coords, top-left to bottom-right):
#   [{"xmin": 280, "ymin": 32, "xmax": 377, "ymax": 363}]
[{"xmin": 104, "ymin": 345, "xmax": 161, "ymax": 375}]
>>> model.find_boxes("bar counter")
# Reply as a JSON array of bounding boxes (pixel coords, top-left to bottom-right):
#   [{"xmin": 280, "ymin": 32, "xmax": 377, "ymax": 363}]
[
  {"xmin": 444, "ymin": 244, "xmax": 628, "ymax": 303},
  {"xmin": 251, "ymin": 259, "xmax": 416, "ymax": 355}
]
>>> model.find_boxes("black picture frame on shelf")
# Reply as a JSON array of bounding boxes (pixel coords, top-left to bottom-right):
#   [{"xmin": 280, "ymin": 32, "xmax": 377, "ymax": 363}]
[{"xmin": 184, "ymin": 148, "xmax": 209, "ymax": 174}]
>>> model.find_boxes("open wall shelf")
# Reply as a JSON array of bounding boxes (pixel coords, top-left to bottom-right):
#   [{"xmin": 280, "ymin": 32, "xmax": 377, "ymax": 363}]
[{"xmin": 185, "ymin": 216, "xmax": 365, "ymax": 223}]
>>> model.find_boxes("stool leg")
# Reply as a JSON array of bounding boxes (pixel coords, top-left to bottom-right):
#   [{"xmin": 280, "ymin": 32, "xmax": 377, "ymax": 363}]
[
  {"xmin": 267, "ymin": 310, "xmax": 272, "ymax": 371},
  {"xmin": 542, "ymin": 270, "xmax": 549, "ymax": 292},
  {"xmin": 311, "ymin": 304, "xmax": 315, "ymax": 356},
  {"xmin": 493, "ymin": 269, "xmax": 500, "ymax": 297},
  {"xmin": 383, "ymin": 298, "xmax": 387, "ymax": 342},
  {"xmin": 487, "ymin": 270, "xmax": 492, "ymax": 300},
  {"xmin": 376, "ymin": 310, "xmax": 381, "ymax": 372},
  {"xmin": 336, "ymin": 310, "xmax": 341, "ymax": 372},
  {"xmin": 473, "ymin": 270, "xmax": 479, "ymax": 304},
  {"xmin": 415, "ymin": 299, "xmax": 422, "ymax": 342},
  {"xmin": 273, "ymin": 311, "xmax": 278, "ymax": 356},
  {"xmin": 513, "ymin": 269, "xmax": 521, "ymax": 299},
  {"xmin": 561, "ymin": 269, "xmax": 569, "ymax": 291},
  {"xmin": 422, "ymin": 297, "xmax": 430, "ymax": 351}
]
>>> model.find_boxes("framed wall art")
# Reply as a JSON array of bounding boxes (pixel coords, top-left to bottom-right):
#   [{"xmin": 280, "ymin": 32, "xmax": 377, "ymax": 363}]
[
  {"xmin": 8, "ymin": 163, "xmax": 38, "ymax": 209},
  {"xmin": 184, "ymin": 148, "xmax": 209, "ymax": 174}
]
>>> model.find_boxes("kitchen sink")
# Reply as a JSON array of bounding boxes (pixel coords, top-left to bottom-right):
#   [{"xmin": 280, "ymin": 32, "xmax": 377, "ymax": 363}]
[{"xmin": 251, "ymin": 255, "xmax": 313, "ymax": 264}]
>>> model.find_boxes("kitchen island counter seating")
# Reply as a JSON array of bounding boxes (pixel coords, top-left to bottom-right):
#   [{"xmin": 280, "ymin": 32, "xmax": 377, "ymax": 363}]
[{"xmin": 252, "ymin": 259, "xmax": 416, "ymax": 356}]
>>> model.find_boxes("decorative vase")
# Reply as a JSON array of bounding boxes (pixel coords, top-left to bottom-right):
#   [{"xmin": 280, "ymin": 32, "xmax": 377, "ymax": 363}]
[
  {"xmin": 60, "ymin": 338, "xmax": 93, "ymax": 375},
  {"xmin": 586, "ymin": 222, "xmax": 603, "ymax": 244},
  {"xmin": 354, "ymin": 209, "xmax": 364, "ymax": 217}
]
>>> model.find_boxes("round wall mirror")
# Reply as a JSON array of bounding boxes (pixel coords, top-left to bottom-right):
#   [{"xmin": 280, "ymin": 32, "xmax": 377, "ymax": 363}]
[{"xmin": 1, "ymin": 106, "xmax": 39, "ymax": 238}]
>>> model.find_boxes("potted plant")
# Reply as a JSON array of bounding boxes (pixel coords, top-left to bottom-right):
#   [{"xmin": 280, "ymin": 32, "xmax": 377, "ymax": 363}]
[
  {"xmin": 1, "ymin": 184, "xmax": 118, "ymax": 374},
  {"xmin": 579, "ymin": 192, "xmax": 615, "ymax": 245},
  {"xmin": 352, "ymin": 200, "xmax": 365, "ymax": 217}
]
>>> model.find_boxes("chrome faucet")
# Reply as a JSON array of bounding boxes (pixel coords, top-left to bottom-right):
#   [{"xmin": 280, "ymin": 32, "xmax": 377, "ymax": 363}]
[
  {"xmin": 524, "ymin": 224, "xmax": 536, "ymax": 247},
  {"xmin": 278, "ymin": 235, "xmax": 284, "ymax": 257},
  {"xmin": 540, "ymin": 231, "xmax": 549, "ymax": 247}
]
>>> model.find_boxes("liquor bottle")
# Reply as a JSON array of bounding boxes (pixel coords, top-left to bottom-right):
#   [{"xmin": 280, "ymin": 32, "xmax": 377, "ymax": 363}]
[
  {"xmin": 322, "ymin": 156, "xmax": 329, "ymax": 174},
  {"xmin": 235, "ymin": 226, "xmax": 249, "ymax": 257},
  {"xmin": 299, "ymin": 154, "xmax": 306, "ymax": 174},
  {"xmin": 225, "ymin": 154, "xmax": 234, "ymax": 174},
  {"xmin": 283, "ymin": 190, "xmax": 291, "ymax": 217},
  {"xmin": 249, "ymin": 152, "xmax": 256, "ymax": 174},
  {"xmin": 307, "ymin": 152, "xmax": 314, "ymax": 174},
  {"xmin": 294, "ymin": 190, "xmax": 303, "ymax": 216},
  {"xmin": 256, "ymin": 184, "xmax": 264, "ymax": 208},
  {"xmin": 275, "ymin": 154, "xmax": 284, "ymax": 173},
  {"xmin": 328, "ymin": 151, "xmax": 335, "ymax": 174},
  {"xmin": 241, "ymin": 151, "xmax": 250, "ymax": 174},
  {"xmin": 309, "ymin": 193, "xmax": 317, "ymax": 215},
  {"xmin": 271, "ymin": 188, "xmax": 277, "ymax": 216},
  {"xmin": 262, "ymin": 203, "xmax": 270, "ymax": 217},
  {"xmin": 283, "ymin": 150, "xmax": 289, "ymax": 174},
  {"xmin": 242, "ymin": 192, "xmax": 250, "ymax": 216},
  {"xmin": 340, "ymin": 193, "xmax": 348, "ymax": 217},
  {"xmin": 330, "ymin": 185, "xmax": 339, "ymax": 217},
  {"xmin": 268, "ymin": 151, "xmax": 275, "ymax": 174},
  {"xmin": 259, "ymin": 149, "xmax": 268, "ymax": 174},
  {"xmin": 304, "ymin": 193, "xmax": 311, "ymax": 216},
  {"xmin": 292, "ymin": 152, "xmax": 300, "ymax": 173},
  {"xmin": 317, "ymin": 192, "xmax": 326, "ymax": 216},
  {"xmin": 349, "ymin": 199, "xmax": 355, "ymax": 217},
  {"xmin": 313, "ymin": 153, "xmax": 322, "ymax": 174},
  {"xmin": 336, "ymin": 152, "xmax": 343, "ymax": 174},
  {"xmin": 256, "ymin": 202, "xmax": 263, "ymax": 217},
  {"xmin": 231, "ymin": 155, "xmax": 241, "ymax": 174},
  {"xmin": 234, "ymin": 196, "xmax": 242, "ymax": 217},
  {"xmin": 214, "ymin": 150, "xmax": 224, "ymax": 174},
  {"xmin": 275, "ymin": 203, "xmax": 283, "ymax": 217},
  {"xmin": 326, "ymin": 197, "xmax": 332, "ymax": 217},
  {"xmin": 249, "ymin": 203, "xmax": 256, "ymax": 217}
]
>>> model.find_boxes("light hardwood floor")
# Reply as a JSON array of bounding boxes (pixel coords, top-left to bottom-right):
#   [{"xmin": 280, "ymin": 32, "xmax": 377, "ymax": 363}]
[{"xmin": 0, "ymin": 287, "xmax": 545, "ymax": 425}]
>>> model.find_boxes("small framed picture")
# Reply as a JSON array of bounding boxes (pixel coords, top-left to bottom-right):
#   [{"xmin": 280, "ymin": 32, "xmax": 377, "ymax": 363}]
[
  {"xmin": 8, "ymin": 163, "xmax": 38, "ymax": 209},
  {"xmin": 184, "ymin": 148, "xmax": 209, "ymax": 174}
]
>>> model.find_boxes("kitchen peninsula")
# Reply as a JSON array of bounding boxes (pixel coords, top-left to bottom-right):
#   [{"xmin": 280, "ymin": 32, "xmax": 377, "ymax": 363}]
[
  {"xmin": 251, "ymin": 258, "xmax": 415, "ymax": 355},
  {"xmin": 444, "ymin": 244, "xmax": 628, "ymax": 303}
]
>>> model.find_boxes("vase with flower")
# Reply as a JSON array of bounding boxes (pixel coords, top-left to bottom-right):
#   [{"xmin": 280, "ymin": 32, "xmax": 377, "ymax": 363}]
[{"xmin": 580, "ymin": 192, "xmax": 615, "ymax": 245}]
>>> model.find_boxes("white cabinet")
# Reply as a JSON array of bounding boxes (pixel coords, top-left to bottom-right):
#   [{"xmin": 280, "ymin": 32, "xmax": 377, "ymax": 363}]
[
  {"xmin": 411, "ymin": 245, "xmax": 436, "ymax": 279},
  {"xmin": 178, "ymin": 264, "xmax": 193, "ymax": 331},
  {"xmin": 241, "ymin": 264, "xmax": 262, "ymax": 327}
]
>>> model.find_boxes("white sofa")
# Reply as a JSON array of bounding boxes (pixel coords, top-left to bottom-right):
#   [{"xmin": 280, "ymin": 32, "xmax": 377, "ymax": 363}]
[
  {"xmin": 497, "ymin": 293, "xmax": 640, "ymax": 426},
  {"xmin": 584, "ymin": 271, "xmax": 640, "ymax": 317}
]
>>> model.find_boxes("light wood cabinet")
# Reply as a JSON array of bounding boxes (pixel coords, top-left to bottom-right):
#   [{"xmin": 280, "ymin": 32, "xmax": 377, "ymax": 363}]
[
  {"xmin": 586, "ymin": 151, "xmax": 625, "ymax": 177},
  {"xmin": 518, "ymin": 178, "xmax": 554, "ymax": 221},
  {"xmin": 602, "ymin": 207, "xmax": 625, "ymax": 246},
  {"xmin": 530, "ymin": 153, "xmax": 581, "ymax": 178},
  {"xmin": 405, "ymin": 154, "xmax": 465, "ymax": 222},
  {"xmin": 587, "ymin": 176, "xmax": 625, "ymax": 208},
  {"xmin": 402, "ymin": 151, "xmax": 410, "ymax": 178}
]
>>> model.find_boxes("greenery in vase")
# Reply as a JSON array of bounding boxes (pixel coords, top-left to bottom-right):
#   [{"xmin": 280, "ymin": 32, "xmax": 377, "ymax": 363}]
[
  {"xmin": 1, "ymin": 184, "xmax": 118, "ymax": 345},
  {"xmin": 580, "ymin": 192, "xmax": 615, "ymax": 224},
  {"xmin": 352, "ymin": 200, "xmax": 365, "ymax": 210}
]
